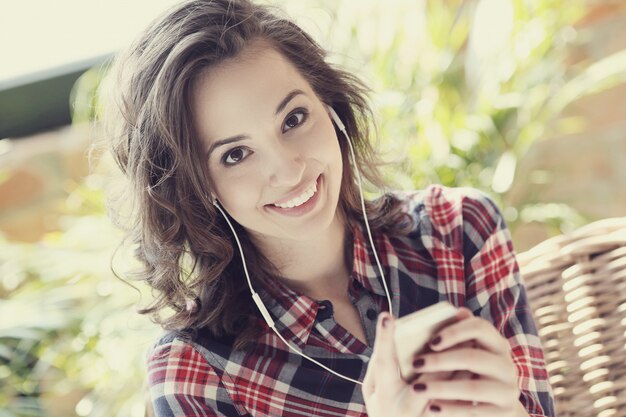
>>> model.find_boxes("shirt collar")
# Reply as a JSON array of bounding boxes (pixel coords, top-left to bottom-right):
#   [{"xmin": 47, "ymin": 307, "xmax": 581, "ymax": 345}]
[
  {"xmin": 349, "ymin": 221, "xmax": 391, "ymax": 298},
  {"xmin": 256, "ymin": 220, "xmax": 392, "ymax": 349},
  {"xmin": 257, "ymin": 279, "xmax": 317, "ymax": 349}
]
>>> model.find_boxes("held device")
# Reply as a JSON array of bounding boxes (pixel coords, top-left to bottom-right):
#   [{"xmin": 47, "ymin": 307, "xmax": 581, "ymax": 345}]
[{"xmin": 394, "ymin": 301, "xmax": 459, "ymax": 381}]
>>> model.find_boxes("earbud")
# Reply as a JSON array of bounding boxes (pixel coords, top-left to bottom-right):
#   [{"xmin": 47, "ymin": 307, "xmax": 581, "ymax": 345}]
[{"xmin": 326, "ymin": 105, "xmax": 346, "ymax": 132}]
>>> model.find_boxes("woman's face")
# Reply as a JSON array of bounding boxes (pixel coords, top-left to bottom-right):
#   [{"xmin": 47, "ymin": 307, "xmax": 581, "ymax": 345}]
[{"xmin": 192, "ymin": 42, "xmax": 344, "ymax": 244}]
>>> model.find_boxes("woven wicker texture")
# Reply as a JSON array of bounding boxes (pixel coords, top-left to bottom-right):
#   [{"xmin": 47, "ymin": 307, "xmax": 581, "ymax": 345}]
[{"xmin": 518, "ymin": 217, "xmax": 626, "ymax": 417}]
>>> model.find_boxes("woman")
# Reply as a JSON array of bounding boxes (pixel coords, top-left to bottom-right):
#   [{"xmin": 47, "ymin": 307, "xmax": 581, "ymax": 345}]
[{"xmin": 102, "ymin": 0, "xmax": 555, "ymax": 416}]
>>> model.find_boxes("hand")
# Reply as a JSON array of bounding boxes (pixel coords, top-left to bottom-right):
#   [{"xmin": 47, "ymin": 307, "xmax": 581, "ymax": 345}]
[
  {"xmin": 362, "ymin": 312, "xmax": 435, "ymax": 417},
  {"xmin": 410, "ymin": 307, "xmax": 527, "ymax": 416}
]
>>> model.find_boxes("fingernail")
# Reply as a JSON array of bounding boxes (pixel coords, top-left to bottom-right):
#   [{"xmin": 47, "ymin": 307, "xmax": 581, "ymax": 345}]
[
  {"xmin": 407, "ymin": 373, "xmax": 422, "ymax": 383},
  {"xmin": 430, "ymin": 335, "xmax": 442, "ymax": 346},
  {"xmin": 471, "ymin": 373, "xmax": 480, "ymax": 380},
  {"xmin": 430, "ymin": 404, "xmax": 441, "ymax": 412},
  {"xmin": 381, "ymin": 315, "xmax": 390, "ymax": 328},
  {"xmin": 413, "ymin": 358, "xmax": 424, "ymax": 368},
  {"xmin": 413, "ymin": 383, "xmax": 427, "ymax": 392}
]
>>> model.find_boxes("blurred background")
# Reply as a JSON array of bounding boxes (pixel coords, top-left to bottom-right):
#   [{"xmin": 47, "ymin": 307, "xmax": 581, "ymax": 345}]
[{"xmin": 1, "ymin": 0, "xmax": 625, "ymax": 416}]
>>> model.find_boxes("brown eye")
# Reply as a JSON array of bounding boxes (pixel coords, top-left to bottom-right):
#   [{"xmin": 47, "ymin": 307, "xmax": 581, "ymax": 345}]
[
  {"xmin": 285, "ymin": 114, "xmax": 301, "ymax": 128},
  {"xmin": 222, "ymin": 147, "xmax": 250, "ymax": 166},
  {"xmin": 283, "ymin": 109, "xmax": 308, "ymax": 131},
  {"xmin": 229, "ymin": 149, "xmax": 244, "ymax": 161}
]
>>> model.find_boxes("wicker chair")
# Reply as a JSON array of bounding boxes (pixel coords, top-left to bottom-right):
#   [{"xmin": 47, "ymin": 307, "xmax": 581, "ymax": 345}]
[{"xmin": 517, "ymin": 217, "xmax": 626, "ymax": 417}]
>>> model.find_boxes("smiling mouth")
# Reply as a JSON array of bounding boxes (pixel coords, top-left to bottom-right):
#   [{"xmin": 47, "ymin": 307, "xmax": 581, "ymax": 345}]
[
  {"xmin": 264, "ymin": 174, "xmax": 322, "ymax": 215},
  {"xmin": 268, "ymin": 175, "xmax": 320, "ymax": 208},
  {"xmin": 271, "ymin": 181, "xmax": 318, "ymax": 208}
]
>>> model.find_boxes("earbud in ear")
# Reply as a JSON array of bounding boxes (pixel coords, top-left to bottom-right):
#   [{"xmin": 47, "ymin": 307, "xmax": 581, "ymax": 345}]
[
  {"xmin": 326, "ymin": 105, "xmax": 345, "ymax": 131},
  {"xmin": 207, "ymin": 193, "xmax": 218, "ymax": 206}
]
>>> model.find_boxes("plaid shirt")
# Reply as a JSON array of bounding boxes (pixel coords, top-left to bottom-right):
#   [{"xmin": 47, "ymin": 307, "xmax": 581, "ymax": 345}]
[{"xmin": 147, "ymin": 185, "xmax": 555, "ymax": 417}]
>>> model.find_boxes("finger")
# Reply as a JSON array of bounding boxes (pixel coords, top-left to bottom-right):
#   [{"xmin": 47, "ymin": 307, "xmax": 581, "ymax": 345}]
[
  {"xmin": 428, "ymin": 315, "xmax": 510, "ymax": 355},
  {"xmin": 362, "ymin": 359, "xmax": 375, "ymax": 398},
  {"xmin": 362, "ymin": 323, "xmax": 382, "ymax": 398},
  {"xmin": 455, "ymin": 307, "xmax": 474, "ymax": 320},
  {"xmin": 413, "ymin": 348, "xmax": 517, "ymax": 385},
  {"xmin": 412, "ymin": 378, "xmax": 518, "ymax": 409},
  {"xmin": 426, "ymin": 400, "xmax": 504, "ymax": 417},
  {"xmin": 370, "ymin": 312, "xmax": 401, "ymax": 388},
  {"xmin": 407, "ymin": 341, "xmax": 474, "ymax": 384}
]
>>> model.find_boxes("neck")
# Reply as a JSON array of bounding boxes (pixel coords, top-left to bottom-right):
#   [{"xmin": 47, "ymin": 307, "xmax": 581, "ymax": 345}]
[{"xmin": 251, "ymin": 211, "xmax": 354, "ymax": 302}]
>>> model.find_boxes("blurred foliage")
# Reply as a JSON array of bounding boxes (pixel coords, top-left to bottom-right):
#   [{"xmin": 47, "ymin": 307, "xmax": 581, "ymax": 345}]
[
  {"xmin": 0, "ymin": 177, "xmax": 159, "ymax": 417},
  {"xmin": 308, "ymin": 0, "xmax": 626, "ymax": 231},
  {"xmin": 3, "ymin": 0, "xmax": 626, "ymax": 416}
]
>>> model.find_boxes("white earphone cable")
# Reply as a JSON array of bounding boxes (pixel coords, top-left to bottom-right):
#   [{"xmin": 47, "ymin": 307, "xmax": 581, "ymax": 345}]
[{"xmin": 337, "ymin": 119, "xmax": 393, "ymax": 318}]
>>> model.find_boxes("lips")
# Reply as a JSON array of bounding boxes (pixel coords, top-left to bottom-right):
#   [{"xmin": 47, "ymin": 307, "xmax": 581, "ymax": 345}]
[
  {"xmin": 270, "ymin": 174, "xmax": 321, "ymax": 206},
  {"xmin": 264, "ymin": 175, "xmax": 323, "ymax": 217}
]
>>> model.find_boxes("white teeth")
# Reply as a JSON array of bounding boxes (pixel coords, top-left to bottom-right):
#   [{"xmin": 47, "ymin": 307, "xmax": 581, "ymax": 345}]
[{"xmin": 273, "ymin": 181, "xmax": 317, "ymax": 208}]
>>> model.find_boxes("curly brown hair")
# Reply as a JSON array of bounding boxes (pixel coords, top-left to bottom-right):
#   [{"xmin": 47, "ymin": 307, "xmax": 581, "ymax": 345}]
[{"xmin": 101, "ymin": 0, "xmax": 413, "ymax": 351}]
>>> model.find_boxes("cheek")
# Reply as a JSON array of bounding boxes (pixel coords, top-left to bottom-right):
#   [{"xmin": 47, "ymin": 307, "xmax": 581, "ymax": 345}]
[
  {"xmin": 314, "ymin": 119, "xmax": 342, "ymax": 161},
  {"xmin": 218, "ymin": 176, "xmax": 253, "ymax": 198},
  {"xmin": 209, "ymin": 169, "xmax": 256, "ymax": 209},
  {"xmin": 328, "ymin": 132, "xmax": 344, "ymax": 170}
]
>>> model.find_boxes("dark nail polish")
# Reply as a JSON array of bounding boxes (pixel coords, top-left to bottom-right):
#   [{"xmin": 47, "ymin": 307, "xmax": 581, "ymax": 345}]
[
  {"xmin": 413, "ymin": 383, "xmax": 427, "ymax": 392},
  {"xmin": 430, "ymin": 335, "xmax": 442, "ymax": 346},
  {"xmin": 471, "ymin": 373, "xmax": 481, "ymax": 380},
  {"xmin": 407, "ymin": 373, "xmax": 422, "ymax": 384},
  {"xmin": 430, "ymin": 404, "xmax": 441, "ymax": 412},
  {"xmin": 413, "ymin": 358, "xmax": 424, "ymax": 368}
]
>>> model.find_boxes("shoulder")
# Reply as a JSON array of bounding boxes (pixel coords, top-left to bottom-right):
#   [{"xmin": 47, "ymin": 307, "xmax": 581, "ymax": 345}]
[
  {"xmin": 146, "ymin": 329, "xmax": 237, "ymax": 372},
  {"xmin": 146, "ymin": 331, "xmax": 249, "ymax": 416},
  {"xmin": 146, "ymin": 331, "xmax": 217, "ymax": 378},
  {"xmin": 390, "ymin": 184, "xmax": 502, "ymax": 231},
  {"xmin": 389, "ymin": 185, "xmax": 506, "ymax": 259},
  {"xmin": 146, "ymin": 331, "xmax": 236, "ymax": 397},
  {"xmin": 146, "ymin": 332, "xmax": 217, "ymax": 409}
]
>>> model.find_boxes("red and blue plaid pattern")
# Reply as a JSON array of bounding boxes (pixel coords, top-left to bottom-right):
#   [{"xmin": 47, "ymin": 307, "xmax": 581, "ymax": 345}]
[{"xmin": 147, "ymin": 185, "xmax": 555, "ymax": 416}]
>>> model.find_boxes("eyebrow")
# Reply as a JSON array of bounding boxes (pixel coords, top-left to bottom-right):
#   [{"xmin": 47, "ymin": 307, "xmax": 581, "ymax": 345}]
[{"xmin": 205, "ymin": 89, "xmax": 306, "ymax": 159}]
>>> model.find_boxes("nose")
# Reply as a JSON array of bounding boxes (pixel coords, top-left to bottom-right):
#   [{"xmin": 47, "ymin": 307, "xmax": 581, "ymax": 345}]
[{"xmin": 267, "ymin": 141, "xmax": 305, "ymax": 188}]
